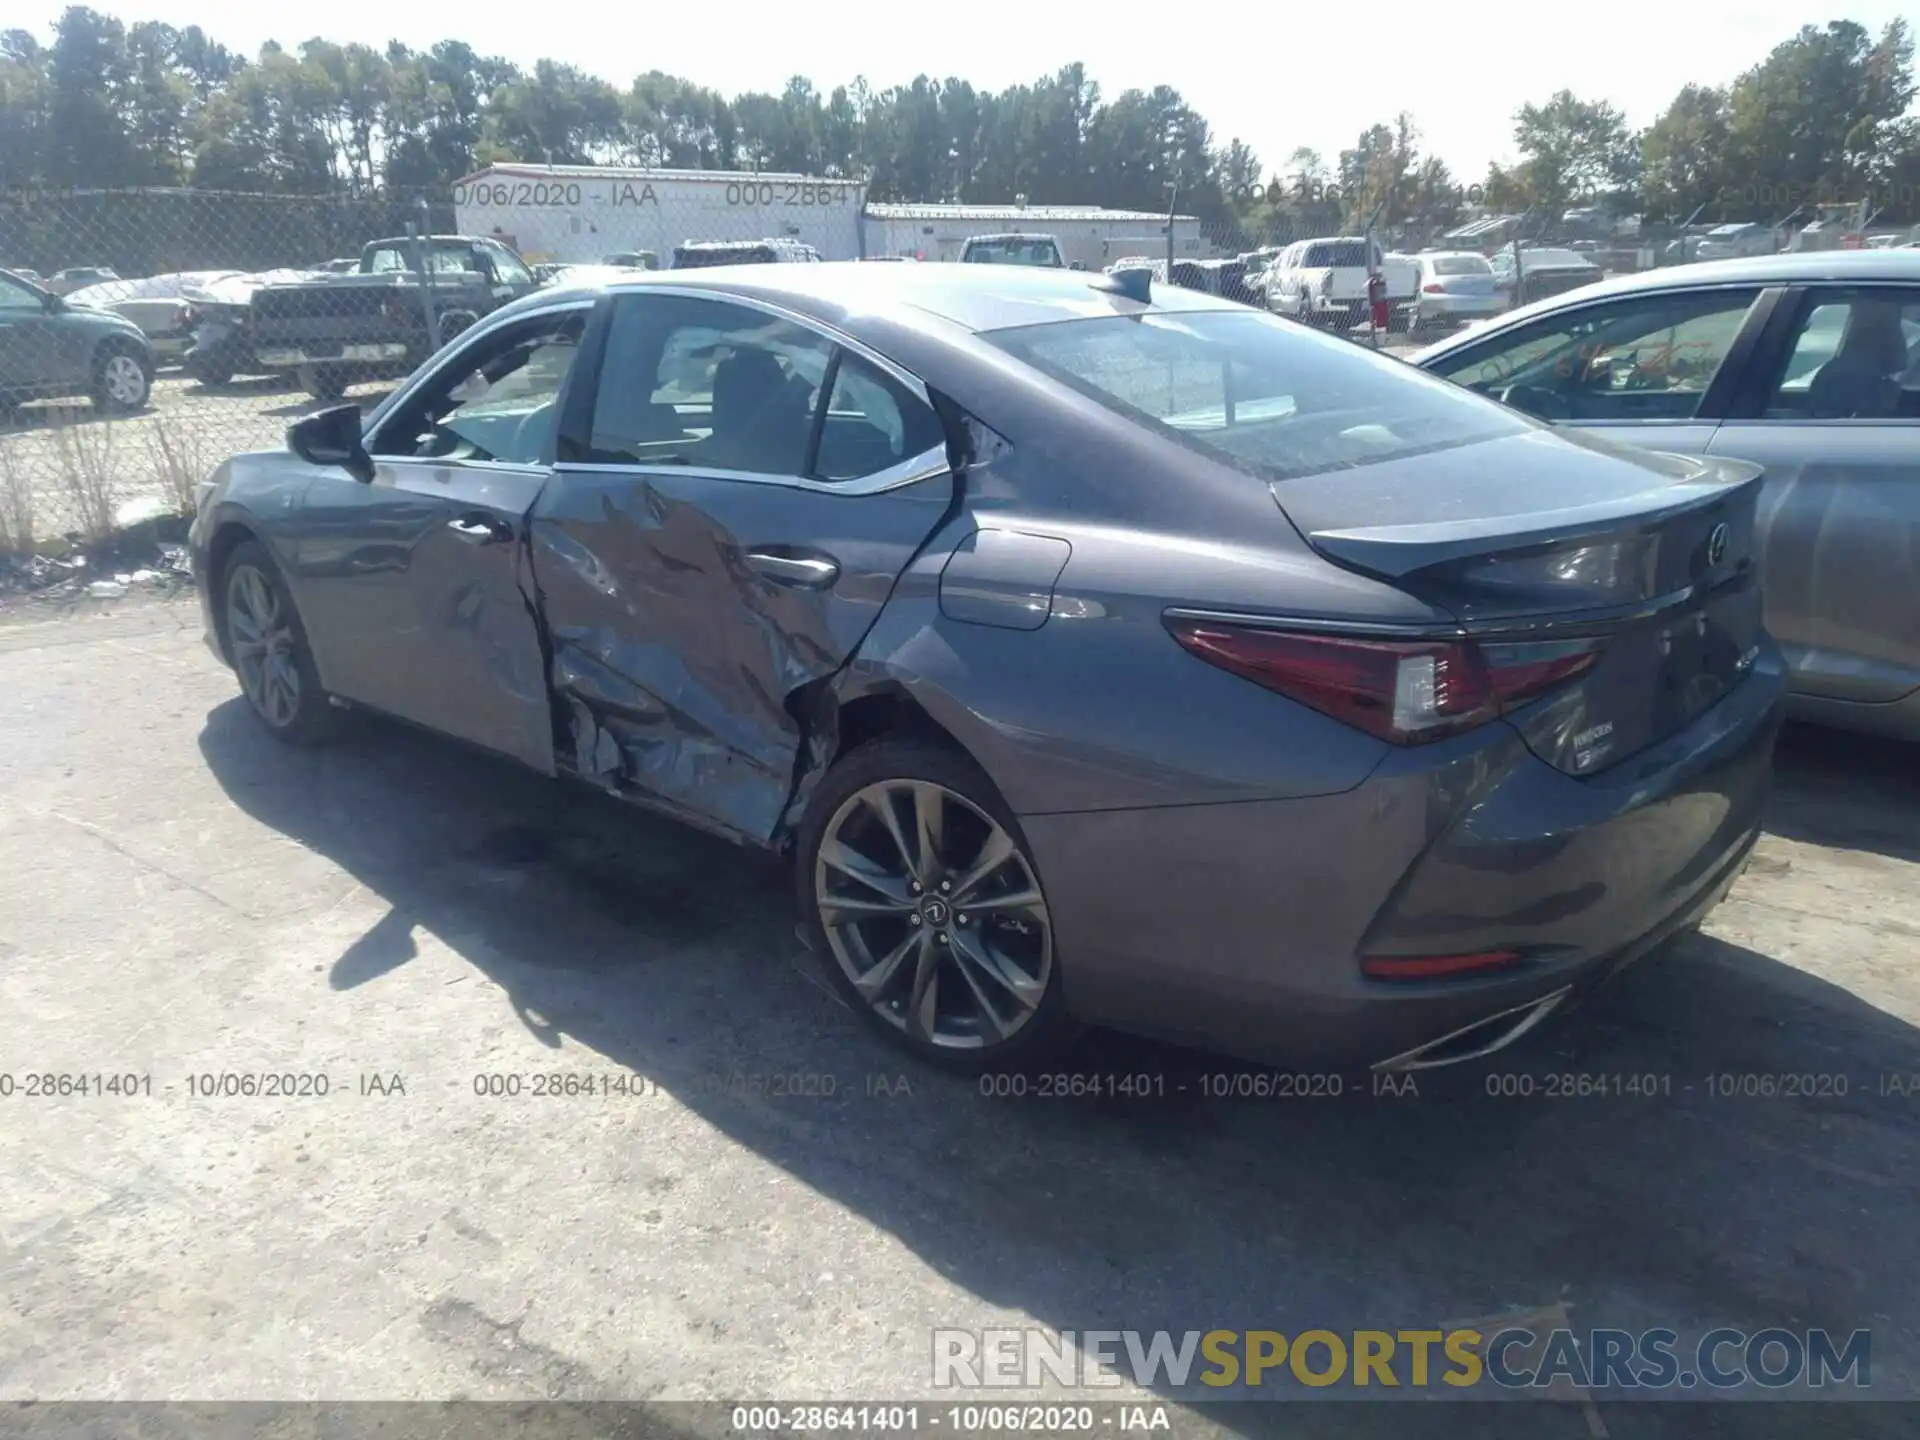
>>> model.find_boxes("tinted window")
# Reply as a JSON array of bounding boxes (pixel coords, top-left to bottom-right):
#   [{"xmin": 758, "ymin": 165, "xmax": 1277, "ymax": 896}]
[
  {"xmin": 1426, "ymin": 289, "xmax": 1761, "ymax": 422},
  {"xmin": 486, "ymin": 244, "xmax": 534, "ymax": 286},
  {"xmin": 587, "ymin": 294, "xmax": 833, "ymax": 474},
  {"xmin": 672, "ymin": 245, "xmax": 776, "ymax": 269},
  {"xmin": 964, "ymin": 238, "xmax": 1063, "ymax": 266},
  {"xmin": 369, "ymin": 243, "xmax": 482, "ymax": 276},
  {"xmin": 987, "ymin": 308, "xmax": 1527, "ymax": 481},
  {"xmin": 813, "ymin": 353, "xmax": 945, "ymax": 482},
  {"xmin": 371, "ymin": 312, "xmax": 585, "ymax": 463},
  {"xmin": 1303, "ymin": 242, "xmax": 1368, "ymax": 268},
  {"xmin": 1764, "ymin": 291, "xmax": 1920, "ymax": 419}
]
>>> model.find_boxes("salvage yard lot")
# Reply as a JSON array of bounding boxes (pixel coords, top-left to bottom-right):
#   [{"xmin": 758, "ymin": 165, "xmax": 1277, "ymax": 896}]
[
  {"xmin": 0, "ymin": 595, "xmax": 1916, "ymax": 1423},
  {"xmin": 0, "ymin": 333, "xmax": 1432, "ymax": 534}
]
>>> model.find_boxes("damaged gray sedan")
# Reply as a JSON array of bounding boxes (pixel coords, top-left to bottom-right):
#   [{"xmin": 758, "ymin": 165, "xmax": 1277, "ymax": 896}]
[{"xmin": 190, "ymin": 263, "xmax": 1785, "ymax": 1072}]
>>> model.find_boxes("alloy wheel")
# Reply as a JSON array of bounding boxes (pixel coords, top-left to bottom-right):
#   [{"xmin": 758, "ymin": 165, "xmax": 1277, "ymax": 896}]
[
  {"xmin": 226, "ymin": 563, "xmax": 302, "ymax": 728},
  {"xmin": 103, "ymin": 354, "xmax": 146, "ymax": 406},
  {"xmin": 814, "ymin": 779, "xmax": 1052, "ymax": 1050}
]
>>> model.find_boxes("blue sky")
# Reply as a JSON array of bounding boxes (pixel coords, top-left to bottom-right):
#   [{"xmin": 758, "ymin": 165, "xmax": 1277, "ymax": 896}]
[{"xmin": 27, "ymin": 1, "xmax": 1916, "ymax": 183}]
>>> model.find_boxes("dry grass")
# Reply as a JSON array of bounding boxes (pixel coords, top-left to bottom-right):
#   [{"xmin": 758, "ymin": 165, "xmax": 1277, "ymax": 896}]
[
  {"xmin": 0, "ymin": 441, "xmax": 32, "ymax": 554},
  {"xmin": 49, "ymin": 418, "xmax": 119, "ymax": 542},
  {"xmin": 144, "ymin": 413, "xmax": 210, "ymax": 518}
]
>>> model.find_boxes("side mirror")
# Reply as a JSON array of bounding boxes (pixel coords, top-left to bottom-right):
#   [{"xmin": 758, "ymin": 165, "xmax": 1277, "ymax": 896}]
[
  {"xmin": 43, "ymin": 292, "xmax": 65, "ymax": 313},
  {"xmin": 288, "ymin": 404, "xmax": 374, "ymax": 483}
]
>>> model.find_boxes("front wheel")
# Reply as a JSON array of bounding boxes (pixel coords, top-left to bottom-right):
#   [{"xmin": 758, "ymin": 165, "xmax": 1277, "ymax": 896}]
[
  {"xmin": 221, "ymin": 540, "xmax": 341, "ymax": 744},
  {"xmin": 92, "ymin": 343, "xmax": 152, "ymax": 413},
  {"xmin": 796, "ymin": 739, "xmax": 1074, "ymax": 1071}
]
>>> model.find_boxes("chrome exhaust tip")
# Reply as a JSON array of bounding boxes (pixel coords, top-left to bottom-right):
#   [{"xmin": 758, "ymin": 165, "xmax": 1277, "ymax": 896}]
[{"xmin": 1371, "ymin": 986, "xmax": 1572, "ymax": 1074}]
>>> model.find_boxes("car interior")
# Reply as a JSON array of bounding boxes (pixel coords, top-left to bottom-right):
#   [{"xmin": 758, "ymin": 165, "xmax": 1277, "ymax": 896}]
[
  {"xmin": 374, "ymin": 316, "xmax": 585, "ymax": 464},
  {"xmin": 1766, "ymin": 298, "xmax": 1920, "ymax": 420},
  {"xmin": 1437, "ymin": 294, "xmax": 1760, "ymax": 421},
  {"xmin": 582, "ymin": 305, "xmax": 932, "ymax": 480}
]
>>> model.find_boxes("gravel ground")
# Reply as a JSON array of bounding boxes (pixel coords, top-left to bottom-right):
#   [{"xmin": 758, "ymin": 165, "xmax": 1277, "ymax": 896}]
[{"xmin": 0, "ymin": 595, "xmax": 1915, "ymax": 1433}]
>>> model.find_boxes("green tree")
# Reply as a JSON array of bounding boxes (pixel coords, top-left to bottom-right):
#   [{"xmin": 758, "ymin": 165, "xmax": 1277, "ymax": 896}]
[
  {"xmin": 1511, "ymin": 89, "xmax": 1636, "ymax": 215},
  {"xmin": 1640, "ymin": 84, "xmax": 1730, "ymax": 219},
  {"xmin": 1720, "ymin": 20, "xmax": 1916, "ymax": 212}
]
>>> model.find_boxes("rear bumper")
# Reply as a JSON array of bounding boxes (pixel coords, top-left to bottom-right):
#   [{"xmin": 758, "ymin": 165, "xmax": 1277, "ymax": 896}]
[
  {"xmin": 1021, "ymin": 649, "xmax": 1786, "ymax": 1069},
  {"xmin": 1416, "ymin": 293, "xmax": 1506, "ymax": 318},
  {"xmin": 255, "ymin": 341, "xmax": 409, "ymax": 368}
]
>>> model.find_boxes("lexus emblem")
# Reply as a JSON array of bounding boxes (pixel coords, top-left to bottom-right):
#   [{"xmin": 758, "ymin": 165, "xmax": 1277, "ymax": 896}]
[{"xmin": 1707, "ymin": 522, "xmax": 1730, "ymax": 567}]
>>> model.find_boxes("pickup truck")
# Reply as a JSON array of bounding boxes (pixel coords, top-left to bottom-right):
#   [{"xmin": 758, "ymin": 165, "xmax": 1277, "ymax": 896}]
[
  {"xmin": 191, "ymin": 235, "xmax": 538, "ymax": 399},
  {"xmin": 1260, "ymin": 237, "xmax": 1419, "ymax": 332}
]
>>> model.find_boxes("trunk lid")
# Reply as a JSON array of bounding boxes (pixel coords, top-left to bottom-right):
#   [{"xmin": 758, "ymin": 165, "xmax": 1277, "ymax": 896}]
[{"xmin": 1269, "ymin": 427, "xmax": 1766, "ymax": 775}]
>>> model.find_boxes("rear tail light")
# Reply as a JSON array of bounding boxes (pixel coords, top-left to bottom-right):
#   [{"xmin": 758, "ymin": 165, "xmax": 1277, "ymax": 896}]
[
  {"xmin": 1361, "ymin": 950, "xmax": 1522, "ymax": 980},
  {"xmin": 1164, "ymin": 620, "xmax": 1603, "ymax": 746},
  {"xmin": 1422, "ymin": 282, "xmax": 1446, "ymax": 294}
]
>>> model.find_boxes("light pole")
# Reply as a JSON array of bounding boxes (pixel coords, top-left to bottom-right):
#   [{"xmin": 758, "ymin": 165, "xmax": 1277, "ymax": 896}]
[{"xmin": 1164, "ymin": 181, "xmax": 1178, "ymax": 280}]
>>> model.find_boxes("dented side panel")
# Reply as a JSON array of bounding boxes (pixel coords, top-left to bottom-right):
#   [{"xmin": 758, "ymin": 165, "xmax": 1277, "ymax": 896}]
[{"xmin": 529, "ymin": 464, "xmax": 955, "ymax": 841}]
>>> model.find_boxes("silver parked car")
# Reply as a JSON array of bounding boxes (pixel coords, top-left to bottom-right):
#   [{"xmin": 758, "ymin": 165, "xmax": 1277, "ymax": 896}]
[
  {"xmin": 1415, "ymin": 249, "xmax": 1920, "ymax": 740},
  {"xmin": 190, "ymin": 264, "xmax": 1782, "ymax": 1073},
  {"xmin": 1411, "ymin": 251, "xmax": 1506, "ymax": 332}
]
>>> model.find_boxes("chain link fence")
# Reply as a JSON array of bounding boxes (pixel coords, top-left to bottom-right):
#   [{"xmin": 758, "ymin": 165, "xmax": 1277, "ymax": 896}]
[
  {"xmin": 0, "ymin": 181, "xmax": 866, "ymax": 557},
  {"xmin": 7, "ymin": 177, "xmax": 1897, "ymax": 562}
]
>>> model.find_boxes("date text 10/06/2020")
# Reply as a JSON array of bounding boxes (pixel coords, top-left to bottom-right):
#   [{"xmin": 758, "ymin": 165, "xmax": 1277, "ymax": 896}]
[{"xmin": 451, "ymin": 179, "xmax": 859, "ymax": 209}]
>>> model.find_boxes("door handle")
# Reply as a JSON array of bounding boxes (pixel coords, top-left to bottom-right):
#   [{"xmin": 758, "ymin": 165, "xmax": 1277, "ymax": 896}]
[
  {"xmin": 746, "ymin": 551, "xmax": 840, "ymax": 588},
  {"xmin": 447, "ymin": 514, "xmax": 511, "ymax": 544}
]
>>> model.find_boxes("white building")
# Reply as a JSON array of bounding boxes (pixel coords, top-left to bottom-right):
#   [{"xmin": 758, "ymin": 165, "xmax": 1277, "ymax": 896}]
[
  {"xmin": 862, "ymin": 203, "xmax": 1208, "ymax": 270},
  {"xmin": 452, "ymin": 163, "xmax": 870, "ymax": 264},
  {"xmin": 451, "ymin": 165, "xmax": 1213, "ymax": 271}
]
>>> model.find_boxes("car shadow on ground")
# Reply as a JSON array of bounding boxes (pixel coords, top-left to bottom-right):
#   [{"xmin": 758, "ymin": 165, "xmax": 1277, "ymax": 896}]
[
  {"xmin": 196, "ymin": 701, "xmax": 1920, "ymax": 1436},
  {"xmin": 1766, "ymin": 720, "xmax": 1920, "ymax": 863}
]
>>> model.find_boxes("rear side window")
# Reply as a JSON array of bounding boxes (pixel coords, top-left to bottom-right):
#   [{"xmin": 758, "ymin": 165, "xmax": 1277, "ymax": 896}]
[
  {"xmin": 812, "ymin": 353, "xmax": 945, "ymax": 482},
  {"xmin": 987, "ymin": 308, "xmax": 1526, "ymax": 481},
  {"xmin": 585, "ymin": 293, "xmax": 944, "ymax": 483},
  {"xmin": 1761, "ymin": 290, "xmax": 1920, "ymax": 419},
  {"xmin": 587, "ymin": 293, "xmax": 832, "ymax": 473}
]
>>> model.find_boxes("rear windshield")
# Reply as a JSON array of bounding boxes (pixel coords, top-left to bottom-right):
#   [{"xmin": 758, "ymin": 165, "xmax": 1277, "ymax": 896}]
[
  {"xmin": 964, "ymin": 238, "xmax": 1063, "ymax": 266},
  {"xmin": 673, "ymin": 245, "xmax": 775, "ymax": 268},
  {"xmin": 1302, "ymin": 241, "xmax": 1372, "ymax": 268},
  {"xmin": 1430, "ymin": 255, "xmax": 1492, "ymax": 276},
  {"xmin": 986, "ymin": 309, "xmax": 1527, "ymax": 481}
]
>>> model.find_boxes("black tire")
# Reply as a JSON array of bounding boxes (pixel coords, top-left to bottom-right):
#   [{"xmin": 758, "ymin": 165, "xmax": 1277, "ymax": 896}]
[
  {"xmin": 187, "ymin": 357, "xmax": 235, "ymax": 388},
  {"xmin": 795, "ymin": 737, "xmax": 1076, "ymax": 1073},
  {"xmin": 219, "ymin": 540, "xmax": 342, "ymax": 745},
  {"xmin": 435, "ymin": 310, "xmax": 478, "ymax": 347},
  {"xmin": 91, "ymin": 340, "xmax": 152, "ymax": 413},
  {"xmin": 298, "ymin": 364, "xmax": 348, "ymax": 402}
]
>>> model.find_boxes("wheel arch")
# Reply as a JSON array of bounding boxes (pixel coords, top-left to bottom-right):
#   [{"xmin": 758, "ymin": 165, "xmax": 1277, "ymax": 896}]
[
  {"xmin": 204, "ymin": 516, "xmax": 267, "ymax": 664},
  {"xmin": 774, "ymin": 675, "xmax": 985, "ymax": 856}
]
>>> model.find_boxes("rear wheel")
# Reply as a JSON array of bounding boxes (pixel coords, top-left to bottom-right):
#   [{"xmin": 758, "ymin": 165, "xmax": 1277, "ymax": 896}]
[
  {"xmin": 91, "ymin": 342, "xmax": 152, "ymax": 413},
  {"xmin": 221, "ymin": 540, "xmax": 340, "ymax": 745},
  {"xmin": 797, "ymin": 739, "xmax": 1073, "ymax": 1072}
]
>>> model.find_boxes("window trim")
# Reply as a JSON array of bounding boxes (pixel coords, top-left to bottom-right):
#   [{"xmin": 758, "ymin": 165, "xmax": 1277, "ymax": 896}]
[
  {"xmin": 364, "ymin": 302, "xmax": 595, "ymax": 467},
  {"xmin": 1422, "ymin": 283, "xmax": 1784, "ymax": 423},
  {"xmin": 554, "ymin": 286, "xmax": 950, "ymax": 496},
  {"xmin": 1721, "ymin": 282, "xmax": 1920, "ymax": 423}
]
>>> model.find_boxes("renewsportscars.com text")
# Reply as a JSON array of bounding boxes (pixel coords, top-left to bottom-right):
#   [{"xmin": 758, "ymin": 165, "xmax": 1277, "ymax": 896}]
[{"xmin": 931, "ymin": 1327, "xmax": 1871, "ymax": 1391}]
